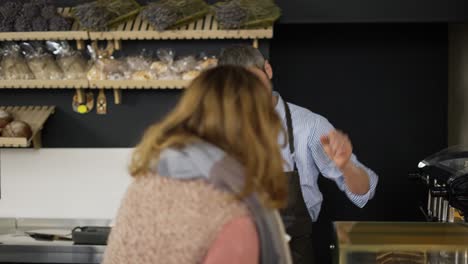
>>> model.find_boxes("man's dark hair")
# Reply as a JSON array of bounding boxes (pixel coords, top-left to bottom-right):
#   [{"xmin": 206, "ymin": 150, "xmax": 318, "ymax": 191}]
[{"xmin": 218, "ymin": 45, "xmax": 266, "ymax": 69}]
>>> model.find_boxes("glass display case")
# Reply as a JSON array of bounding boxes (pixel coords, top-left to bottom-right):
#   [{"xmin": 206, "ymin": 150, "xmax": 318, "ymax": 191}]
[{"xmin": 333, "ymin": 222, "xmax": 468, "ymax": 264}]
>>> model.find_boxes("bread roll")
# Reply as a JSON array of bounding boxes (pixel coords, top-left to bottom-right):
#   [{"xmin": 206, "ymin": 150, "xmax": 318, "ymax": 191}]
[
  {"xmin": 2, "ymin": 120, "xmax": 33, "ymax": 139},
  {"xmin": 0, "ymin": 110, "xmax": 13, "ymax": 130},
  {"xmin": 182, "ymin": 70, "xmax": 201, "ymax": 80}
]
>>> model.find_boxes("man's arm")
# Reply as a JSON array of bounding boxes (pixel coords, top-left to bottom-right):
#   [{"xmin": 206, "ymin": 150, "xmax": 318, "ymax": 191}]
[
  {"xmin": 320, "ymin": 131, "xmax": 370, "ymax": 195},
  {"xmin": 308, "ymin": 117, "xmax": 378, "ymax": 207}
]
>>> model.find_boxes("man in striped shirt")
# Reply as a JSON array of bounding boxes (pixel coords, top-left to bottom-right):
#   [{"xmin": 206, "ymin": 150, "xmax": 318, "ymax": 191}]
[{"xmin": 219, "ymin": 45, "xmax": 378, "ymax": 264}]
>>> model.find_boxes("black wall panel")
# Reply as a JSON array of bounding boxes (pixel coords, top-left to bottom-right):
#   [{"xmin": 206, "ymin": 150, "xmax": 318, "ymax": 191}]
[
  {"xmin": 275, "ymin": 0, "xmax": 468, "ymax": 23},
  {"xmin": 270, "ymin": 23, "xmax": 448, "ymax": 263}
]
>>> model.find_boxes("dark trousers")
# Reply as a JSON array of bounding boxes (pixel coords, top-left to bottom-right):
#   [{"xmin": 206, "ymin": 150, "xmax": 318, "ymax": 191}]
[{"xmin": 289, "ymin": 234, "xmax": 315, "ymax": 264}]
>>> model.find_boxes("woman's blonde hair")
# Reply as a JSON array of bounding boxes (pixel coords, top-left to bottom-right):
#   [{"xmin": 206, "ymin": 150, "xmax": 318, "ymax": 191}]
[{"xmin": 130, "ymin": 65, "xmax": 287, "ymax": 208}]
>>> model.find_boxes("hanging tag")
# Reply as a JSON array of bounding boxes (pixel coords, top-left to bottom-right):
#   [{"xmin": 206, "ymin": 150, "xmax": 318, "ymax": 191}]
[{"xmin": 97, "ymin": 89, "xmax": 107, "ymax": 115}]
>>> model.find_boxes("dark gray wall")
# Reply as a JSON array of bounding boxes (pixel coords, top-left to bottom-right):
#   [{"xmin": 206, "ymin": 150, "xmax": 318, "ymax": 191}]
[
  {"xmin": 270, "ymin": 23, "xmax": 448, "ymax": 263},
  {"xmin": 275, "ymin": 0, "xmax": 468, "ymax": 23}
]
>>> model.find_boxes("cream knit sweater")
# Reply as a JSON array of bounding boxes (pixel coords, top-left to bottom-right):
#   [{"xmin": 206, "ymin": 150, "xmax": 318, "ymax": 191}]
[{"xmin": 103, "ymin": 175, "xmax": 251, "ymax": 264}]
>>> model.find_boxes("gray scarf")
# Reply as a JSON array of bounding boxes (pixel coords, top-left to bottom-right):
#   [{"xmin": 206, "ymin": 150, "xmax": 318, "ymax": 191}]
[{"xmin": 155, "ymin": 141, "xmax": 292, "ymax": 264}]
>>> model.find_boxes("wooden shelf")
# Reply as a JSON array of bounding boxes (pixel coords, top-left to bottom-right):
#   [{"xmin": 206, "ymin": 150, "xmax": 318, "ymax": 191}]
[
  {"xmin": 0, "ymin": 80, "xmax": 88, "ymax": 89},
  {"xmin": 89, "ymin": 13, "xmax": 273, "ymax": 40},
  {"xmin": 0, "ymin": 8, "xmax": 272, "ymax": 42},
  {"xmin": 89, "ymin": 80, "xmax": 189, "ymax": 89},
  {"xmin": 0, "ymin": 80, "xmax": 188, "ymax": 89},
  {"xmin": 0, "ymin": 106, "xmax": 55, "ymax": 148}
]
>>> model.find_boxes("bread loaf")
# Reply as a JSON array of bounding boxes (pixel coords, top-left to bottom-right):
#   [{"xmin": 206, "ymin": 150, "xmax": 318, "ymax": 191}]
[
  {"xmin": 2, "ymin": 120, "xmax": 33, "ymax": 139},
  {"xmin": 0, "ymin": 110, "xmax": 13, "ymax": 130}
]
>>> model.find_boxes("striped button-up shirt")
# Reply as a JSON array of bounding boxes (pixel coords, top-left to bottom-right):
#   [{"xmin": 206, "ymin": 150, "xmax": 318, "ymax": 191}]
[{"xmin": 274, "ymin": 92, "xmax": 378, "ymax": 221}]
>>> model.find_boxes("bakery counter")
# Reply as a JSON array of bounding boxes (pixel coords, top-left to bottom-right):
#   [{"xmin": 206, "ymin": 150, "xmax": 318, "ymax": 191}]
[
  {"xmin": 0, "ymin": 218, "xmax": 110, "ymax": 264},
  {"xmin": 333, "ymin": 221, "xmax": 468, "ymax": 264}
]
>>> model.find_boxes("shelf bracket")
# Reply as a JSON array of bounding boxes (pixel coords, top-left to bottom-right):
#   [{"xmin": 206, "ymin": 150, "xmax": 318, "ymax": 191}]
[
  {"xmin": 114, "ymin": 40, "xmax": 122, "ymax": 51},
  {"xmin": 113, "ymin": 89, "xmax": 122, "ymax": 105},
  {"xmin": 253, "ymin": 39, "xmax": 259, "ymax": 49},
  {"xmin": 97, "ymin": 89, "xmax": 107, "ymax": 115},
  {"xmin": 32, "ymin": 130, "xmax": 42, "ymax": 149},
  {"xmin": 75, "ymin": 88, "xmax": 85, "ymax": 104},
  {"xmin": 76, "ymin": 40, "xmax": 85, "ymax": 50}
]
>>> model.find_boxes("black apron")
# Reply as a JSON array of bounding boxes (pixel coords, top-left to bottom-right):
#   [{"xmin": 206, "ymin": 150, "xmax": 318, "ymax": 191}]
[{"xmin": 280, "ymin": 100, "xmax": 315, "ymax": 264}]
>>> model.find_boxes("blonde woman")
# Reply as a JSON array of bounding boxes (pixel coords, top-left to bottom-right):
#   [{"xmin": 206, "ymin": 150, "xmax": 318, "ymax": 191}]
[{"xmin": 103, "ymin": 66, "xmax": 292, "ymax": 264}]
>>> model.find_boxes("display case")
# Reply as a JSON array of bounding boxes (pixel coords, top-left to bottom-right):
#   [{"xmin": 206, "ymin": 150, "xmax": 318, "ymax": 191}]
[{"xmin": 333, "ymin": 222, "xmax": 468, "ymax": 264}]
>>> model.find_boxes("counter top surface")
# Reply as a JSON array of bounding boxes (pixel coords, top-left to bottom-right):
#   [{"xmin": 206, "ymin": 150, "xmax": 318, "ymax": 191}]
[
  {"xmin": 334, "ymin": 221, "xmax": 468, "ymax": 252},
  {"xmin": 0, "ymin": 218, "xmax": 108, "ymax": 263}
]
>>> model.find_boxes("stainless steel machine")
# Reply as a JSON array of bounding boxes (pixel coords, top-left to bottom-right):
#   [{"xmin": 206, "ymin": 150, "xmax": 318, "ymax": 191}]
[{"xmin": 411, "ymin": 146, "xmax": 468, "ymax": 223}]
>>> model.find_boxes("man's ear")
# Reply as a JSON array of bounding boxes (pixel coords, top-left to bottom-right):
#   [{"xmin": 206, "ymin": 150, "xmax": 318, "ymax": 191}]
[{"xmin": 264, "ymin": 60, "xmax": 273, "ymax": 79}]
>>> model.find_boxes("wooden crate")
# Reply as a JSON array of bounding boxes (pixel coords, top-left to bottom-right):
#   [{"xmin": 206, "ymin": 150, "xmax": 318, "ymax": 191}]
[{"xmin": 0, "ymin": 106, "xmax": 55, "ymax": 148}]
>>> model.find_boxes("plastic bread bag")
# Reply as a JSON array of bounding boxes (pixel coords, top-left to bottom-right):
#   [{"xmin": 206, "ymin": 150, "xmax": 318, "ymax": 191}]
[
  {"xmin": 21, "ymin": 42, "xmax": 64, "ymax": 80},
  {"xmin": 1, "ymin": 42, "xmax": 34, "ymax": 80},
  {"xmin": 171, "ymin": 55, "xmax": 199, "ymax": 80},
  {"xmin": 126, "ymin": 49, "xmax": 152, "ymax": 72},
  {"xmin": 86, "ymin": 43, "xmax": 127, "ymax": 81},
  {"xmin": 131, "ymin": 70, "xmax": 157, "ymax": 81},
  {"xmin": 181, "ymin": 70, "xmax": 200, "ymax": 80},
  {"xmin": 46, "ymin": 41, "xmax": 88, "ymax": 80},
  {"xmin": 86, "ymin": 44, "xmax": 105, "ymax": 80},
  {"xmin": 171, "ymin": 55, "xmax": 197, "ymax": 74},
  {"xmin": 196, "ymin": 53, "xmax": 218, "ymax": 71},
  {"xmin": 106, "ymin": 57, "xmax": 128, "ymax": 81},
  {"xmin": 125, "ymin": 49, "xmax": 156, "ymax": 80},
  {"xmin": 151, "ymin": 48, "xmax": 178, "ymax": 80}
]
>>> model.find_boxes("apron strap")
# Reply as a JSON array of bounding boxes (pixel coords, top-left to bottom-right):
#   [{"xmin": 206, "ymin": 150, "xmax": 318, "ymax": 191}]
[{"xmin": 283, "ymin": 100, "xmax": 297, "ymax": 171}]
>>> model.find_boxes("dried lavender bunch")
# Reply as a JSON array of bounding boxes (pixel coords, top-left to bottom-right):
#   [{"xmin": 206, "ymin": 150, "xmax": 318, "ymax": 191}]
[
  {"xmin": 32, "ymin": 16, "xmax": 48, "ymax": 31},
  {"xmin": 14, "ymin": 15, "xmax": 33, "ymax": 31},
  {"xmin": 141, "ymin": 0, "xmax": 209, "ymax": 32},
  {"xmin": 73, "ymin": 0, "xmax": 140, "ymax": 30},
  {"xmin": 101, "ymin": 0, "xmax": 140, "ymax": 17},
  {"xmin": 212, "ymin": 0, "xmax": 247, "ymax": 29},
  {"xmin": 22, "ymin": 2, "xmax": 41, "ymax": 18},
  {"xmin": 48, "ymin": 15, "xmax": 71, "ymax": 31},
  {"xmin": 0, "ymin": 1, "xmax": 23, "ymax": 19},
  {"xmin": 40, "ymin": 5, "xmax": 56, "ymax": 19},
  {"xmin": 0, "ymin": 17, "xmax": 15, "ymax": 32},
  {"xmin": 30, "ymin": 0, "xmax": 50, "ymax": 8},
  {"xmin": 212, "ymin": 0, "xmax": 281, "ymax": 29},
  {"xmin": 141, "ymin": 3, "xmax": 179, "ymax": 31},
  {"xmin": 72, "ymin": 2, "xmax": 114, "ymax": 30}
]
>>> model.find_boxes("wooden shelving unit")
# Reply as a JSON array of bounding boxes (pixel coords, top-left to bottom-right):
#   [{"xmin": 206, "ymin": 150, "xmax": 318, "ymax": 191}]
[
  {"xmin": 0, "ymin": 106, "xmax": 55, "ymax": 148},
  {"xmin": 0, "ymin": 10, "xmax": 272, "ymax": 90}
]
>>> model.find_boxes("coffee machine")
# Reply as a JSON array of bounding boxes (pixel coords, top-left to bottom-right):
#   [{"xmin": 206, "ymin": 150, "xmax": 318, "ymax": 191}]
[{"xmin": 411, "ymin": 146, "xmax": 468, "ymax": 222}]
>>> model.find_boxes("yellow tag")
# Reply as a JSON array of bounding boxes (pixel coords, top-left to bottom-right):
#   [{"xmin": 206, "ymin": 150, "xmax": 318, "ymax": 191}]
[{"xmin": 77, "ymin": 105, "xmax": 88, "ymax": 114}]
